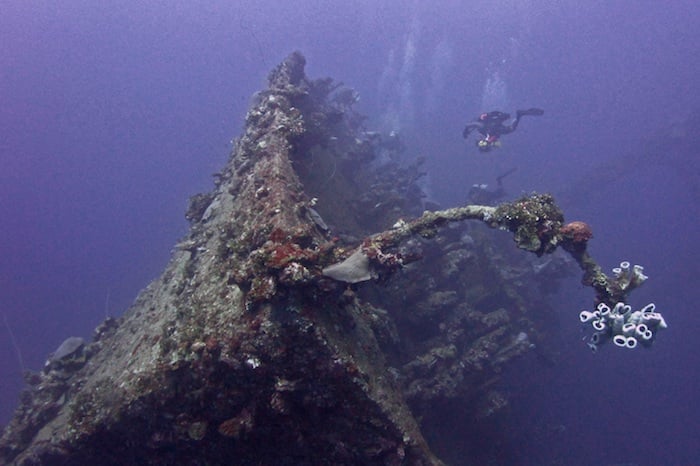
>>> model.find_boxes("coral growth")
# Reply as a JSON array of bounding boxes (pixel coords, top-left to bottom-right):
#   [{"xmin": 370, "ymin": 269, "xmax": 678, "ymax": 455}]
[
  {"xmin": 560, "ymin": 220, "xmax": 593, "ymax": 244},
  {"xmin": 493, "ymin": 193, "xmax": 564, "ymax": 255}
]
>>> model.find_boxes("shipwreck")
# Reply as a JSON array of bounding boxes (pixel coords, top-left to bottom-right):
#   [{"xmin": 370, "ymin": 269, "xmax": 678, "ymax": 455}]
[{"xmin": 0, "ymin": 52, "xmax": 663, "ymax": 465}]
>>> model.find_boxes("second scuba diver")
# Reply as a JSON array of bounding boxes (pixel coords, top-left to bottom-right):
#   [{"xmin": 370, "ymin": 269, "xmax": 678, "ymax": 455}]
[{"xmin": 463, "ymin": 108, "xmax": 544, "ymax": 152}]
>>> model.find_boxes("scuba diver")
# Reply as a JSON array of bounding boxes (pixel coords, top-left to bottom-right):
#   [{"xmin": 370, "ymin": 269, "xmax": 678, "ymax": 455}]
[
  {"xmin": 463, "ymin": 108, "xmax": 544, "ymax": 152},
  {"xmin": 467, "ymin": 167, "xmax": 517, "ymax": 205}
]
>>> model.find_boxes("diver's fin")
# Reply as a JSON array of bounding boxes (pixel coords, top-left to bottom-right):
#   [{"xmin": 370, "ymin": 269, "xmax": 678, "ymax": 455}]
[
  {"xmin": 496, "ymin": 167, "xmax": 517, "ymax": 183},
  {"xmin": 517, "ymin": 108, "xmax": 544, "ymax": 116}
]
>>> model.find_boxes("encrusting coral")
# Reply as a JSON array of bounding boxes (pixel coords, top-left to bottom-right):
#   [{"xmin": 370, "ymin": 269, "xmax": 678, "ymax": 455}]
[{"xmin": 560, "ymin": 220, "xmax": 593, "ymax": 244}]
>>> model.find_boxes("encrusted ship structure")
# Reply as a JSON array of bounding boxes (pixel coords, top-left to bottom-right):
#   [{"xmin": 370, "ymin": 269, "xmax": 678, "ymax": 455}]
[{"xmin": 0, "ymin": 52, "xmax": 662, "ymax": 465}]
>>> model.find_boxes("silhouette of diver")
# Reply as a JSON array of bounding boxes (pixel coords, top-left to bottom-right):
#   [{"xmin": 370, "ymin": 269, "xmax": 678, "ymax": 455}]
[
  {"xmin": 463, "ymin": 108, "xmax": 544, "ymax": 152},
  {"xmin": 467, "ymin": 167, "xmax": 517, "ymax": 205}
]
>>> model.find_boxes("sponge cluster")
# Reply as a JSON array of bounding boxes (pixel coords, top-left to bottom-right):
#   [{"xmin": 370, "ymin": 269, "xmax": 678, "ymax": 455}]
[{"xmin": 580, "ymin": 302, "xmax": 667, "ymax": 351}]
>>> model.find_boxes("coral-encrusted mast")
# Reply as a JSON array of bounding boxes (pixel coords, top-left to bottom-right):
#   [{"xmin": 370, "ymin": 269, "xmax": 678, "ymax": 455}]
[{"xmin": 322, "ymin": 193, "xmax": 644, "ymax": 308}]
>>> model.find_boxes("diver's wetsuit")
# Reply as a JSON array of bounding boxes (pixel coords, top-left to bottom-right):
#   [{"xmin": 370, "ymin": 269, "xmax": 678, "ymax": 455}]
[
  {"xmin": 463, "ymin": 108, "xmax": 543, "ymax": 151},
  {"xmin": 463, "ymin": 111, "xmax": 516, "ymax": 139}
]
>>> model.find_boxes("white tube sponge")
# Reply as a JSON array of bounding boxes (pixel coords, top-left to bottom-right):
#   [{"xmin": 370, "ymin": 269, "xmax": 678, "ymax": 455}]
[
  {"xmin": 581, "ymin": 301, "xmax": 666, "ymax": 351},
  {"xmin": 613, "ymin": 335, "xmax": 628, "ymax": 347},
  {"xmin": 610, "ymin": 315, "xmax": 625, "ymax": 334},
  {"xmin": 612, "ymin": 334, "xmax": 638, "ymax": 349},
  {"xmin": 627, "ymin": 311, "xmax": 643, "ymax": 325},
  {"xmin": 591, "ymin": 332, "xmax": 608, "ymax": 346},
  {"xmin": 611, "ymin": 261, "xmax": 648, "ymax": 292},
  {"xmin": 632, "ymin": 264, "xmax": 648, "ymax": 285},
  {"xmin": 641, "ymin": 312, "xmax": 667, "ymax": 330},
  {"xmin": 655, "ymin": 313, "xmax": 668, "ymax": 329},
  {"xmin": 592, "ymin": 320, "xmax": 607, "ymax": 332},
  {"xmin": 613, "ymin": 302, "xmax": 631, "ymax": 316},
  {"xmin": 634, "ymin": 324, "xmax": 649, "ymax": 337},
  {"xmin": 638, "ymin": 328, "xmax": 654, "ymax": 347},
  {"xmin": 640, "ymin": 303, "xmax": 656, "ymax": 314},
  {"xmin": 621, "ymin": 322, "xmax": 637, "ymax": 337}
]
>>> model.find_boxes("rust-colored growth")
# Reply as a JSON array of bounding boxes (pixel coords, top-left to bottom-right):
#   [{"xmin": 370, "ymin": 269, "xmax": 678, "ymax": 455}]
[
  {"xmin": 218, "ymin": 408, "xmax": 254, "ymax": 438},
  {"xmin": 204, "ymin": 337, "xmax": 219, "ymax": 353},
  {"xmin": 265, "ymin": 242, "xmax": 317, "ymax": 268},
  {"xmin": 560, "ymin": 221, "xmax": 593, "ymax": 243},
  {"xmin": 268, "ymin": 227, "xmax": 289, "ymax": 243}
]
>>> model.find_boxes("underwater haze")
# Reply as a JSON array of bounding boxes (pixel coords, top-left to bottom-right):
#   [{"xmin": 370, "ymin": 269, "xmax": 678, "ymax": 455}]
[{"xmin": 2, "ymin": 1, "xmax": 699, "ymax": 464}]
